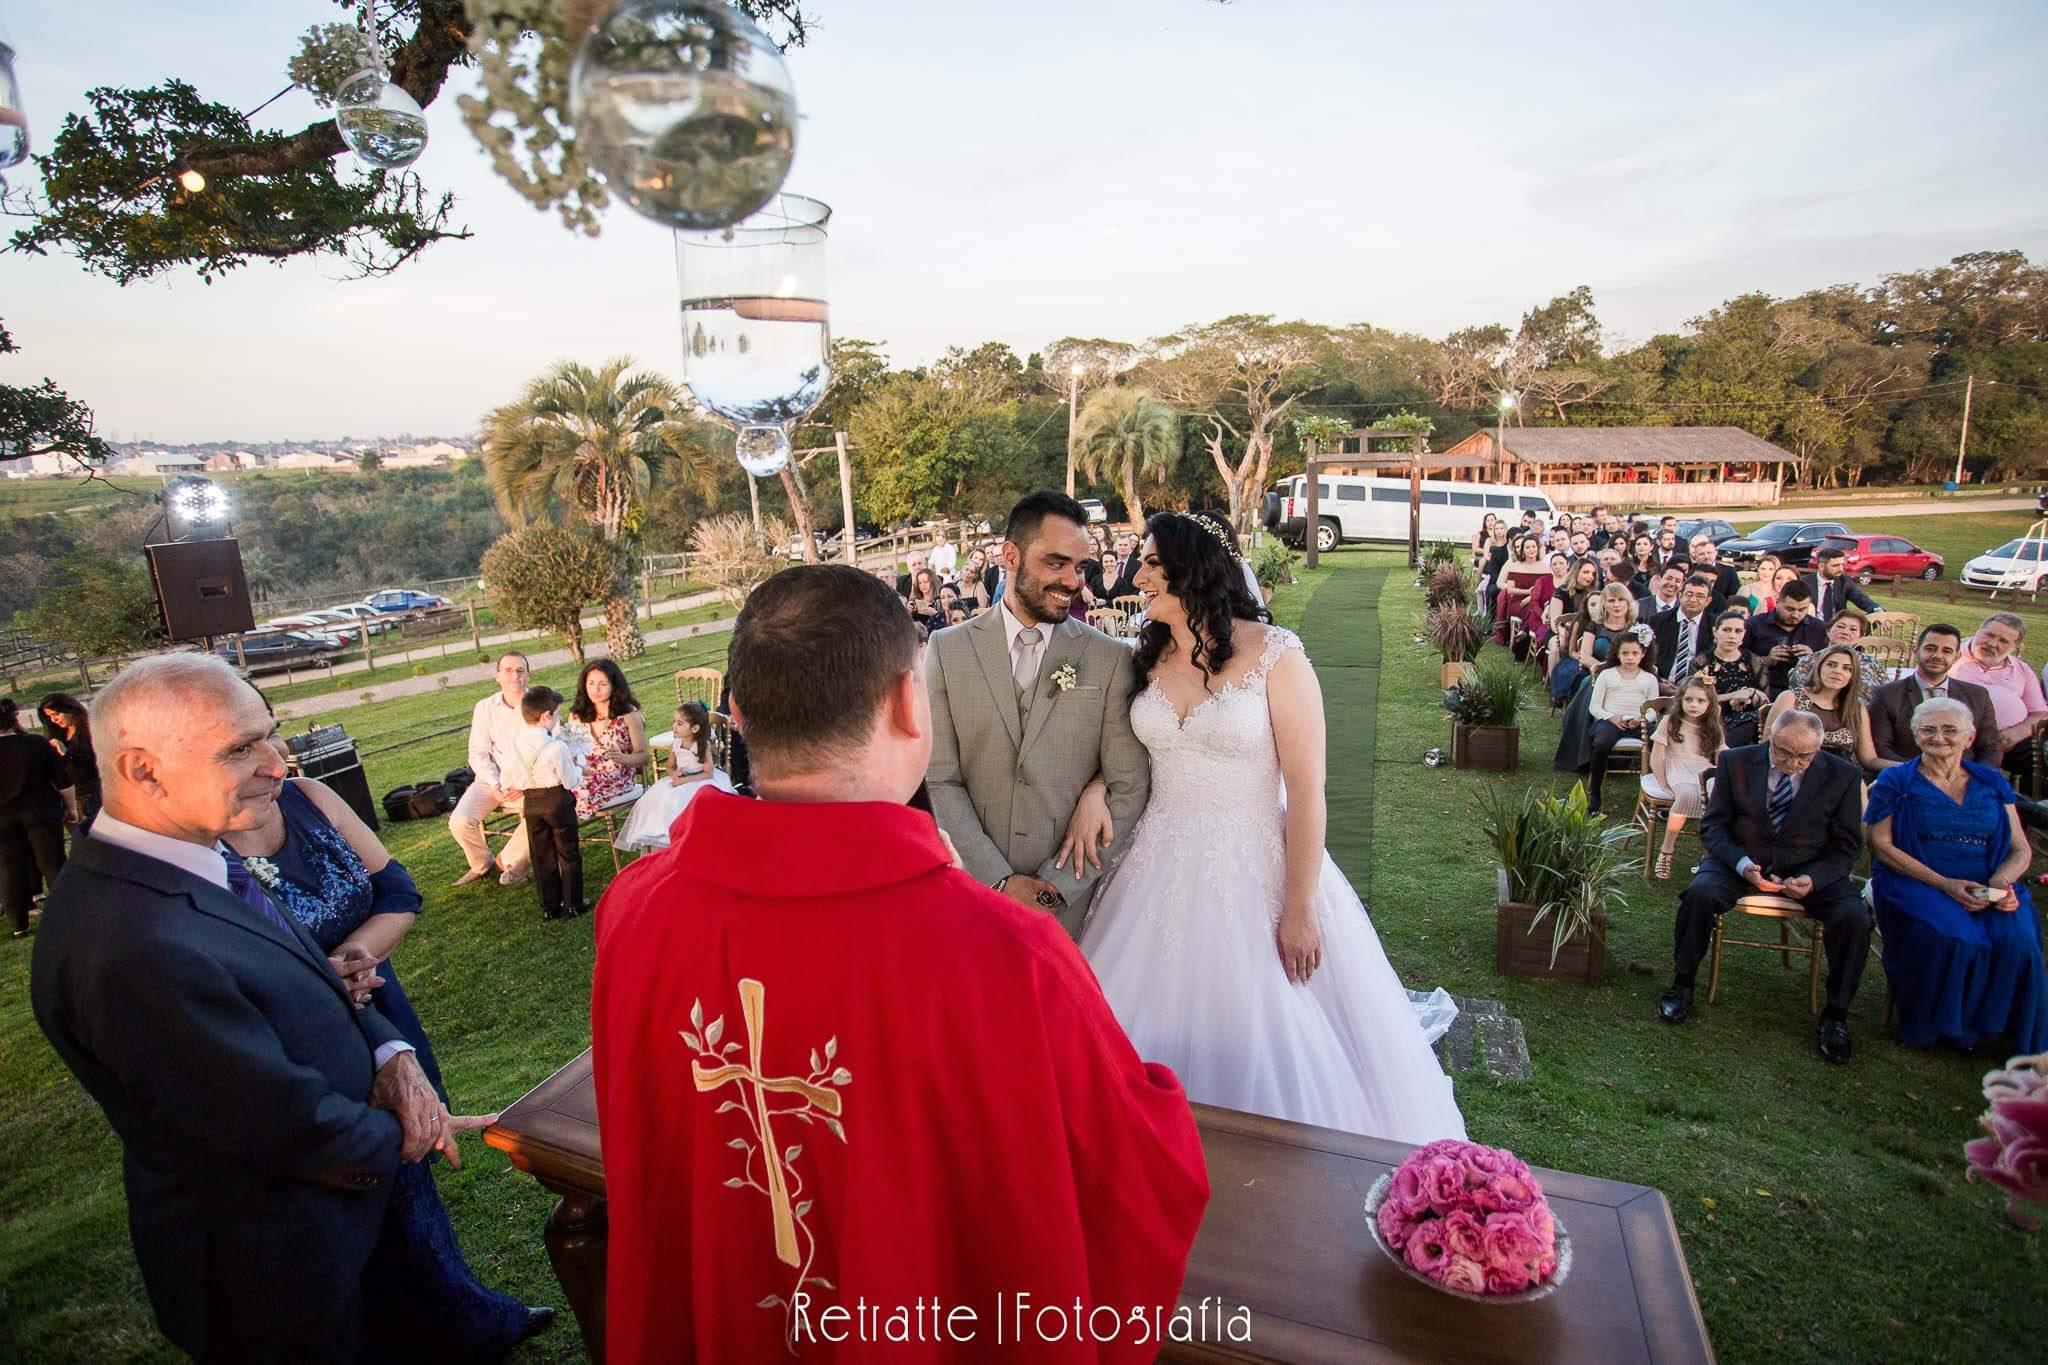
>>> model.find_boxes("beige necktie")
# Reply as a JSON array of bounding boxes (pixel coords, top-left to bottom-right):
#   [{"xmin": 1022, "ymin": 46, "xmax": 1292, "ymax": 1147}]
[{"xmin": 1013, "ymin": 626, "xmax": 1044, "ymax": 707}]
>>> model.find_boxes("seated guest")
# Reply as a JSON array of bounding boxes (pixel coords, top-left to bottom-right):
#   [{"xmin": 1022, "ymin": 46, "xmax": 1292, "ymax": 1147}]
[
  {"xmin": 565, "ymin": 659, "xmax": 650, "ymax": 820},
  {"xmin": 906, "ymin": 566, "xmax": 945, "ymax": 627},
  {"xmin": 30, "ymin": 655, "xmax": 502, "ymax": 1360},
  {"xmin": 1871, "ymin": 624, "xmax": 2002, "ymax": 766},
  {"xmin": 1648, "ymin": 679, "xmax": 1726, "ymax": 878},
  {"xmin": 1738, "ymin": 553, "xmax": 1783, "ymax": 613},
  {"xmin": 1658, "ymin": 709, "xmax": 1869, "ymax": 1063},
  {"xmin": 1866, "ymin": 697, "xmax": 2048, "ymax": 1055},
  {"xmin": 592, "ymin": 565, "xmax": 1209, "ymax": 1362},
  {"xmin": 447, "ymin": 651, "xmax": 533, "ymax": 887},
  {"xmin": 1688, "ymin": 536, "xmax": 1742, "ymax": 602},
  {"xmin": 1949, "ymin": 612, "xmax": 2048, "ymax": 786},
  {"xmin": 1493, "ymin": 535, "xmax": 1552, "ymax": 650},
  {"xmin": 1744, "ymin": 579, "xmax": 1828, "ymax": 694},
  {"xmin": 1805, "ymin": 545, "xmax": 1881, "ymax": 619},
  {"xmin": 1697, "ymin": 609, "xmax": 1770, "ymax": 747},
  {"xmin": 1649, "ymin": 574, "xmax": 1717, "ymax": 685},
  {"xmin": 1790, "ymin": 606, "xmax": 1888, "ymax": 701},
  {"xmin": 1545, "ymin": 557, "xmax": 1602, "ymax": 679},
  {"xmin": 946, "ymin": 602, "xmax": 971, "ymax": 626},
  {"xmin": 1765, "ymin": 643, "xmax": 1880, "ymax": 770},
  {"xmin": 225, "ymin": 741, "xmax": 548, "ymax": 1356},
  {"xmin": 894, "ymin": 549, "xmax": 928, "ymax": 598},
  {"xmin": 1585, "ymin": 635, "xmax": 1660, "ymax": 815},
  {"xmin": 1636, "ymin": 564, "xmax": 1685, "ymax": 621},
  {"xmin": 615, "ymin": 701, "xmax": 733, "ymax": 853},
  {"xmin": 1550, "ymin": 581, "xmax": 1639, "ymax": 707}
]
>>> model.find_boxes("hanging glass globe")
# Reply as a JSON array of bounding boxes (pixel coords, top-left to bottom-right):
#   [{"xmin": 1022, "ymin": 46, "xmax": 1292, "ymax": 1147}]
[
  {"xmin": 733, "ymin": 425, "xmax": 791, "ymax": 478},
  {"xmin": 572, "ymin": 0, "xmax": 797, "ymax": 232},
  {"xmin": 334, "ymin": 69, "xmax": 429, "ymax": 170},
  {"xmin": 0, "ymin": 42, "xmax": 28, "ymax": 172}
]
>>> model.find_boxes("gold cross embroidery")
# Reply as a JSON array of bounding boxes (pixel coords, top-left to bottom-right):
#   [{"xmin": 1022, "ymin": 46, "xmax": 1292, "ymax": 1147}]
[{"xmin": 692, "ymin": 978, "xmax": 843, "ymax": 1267}]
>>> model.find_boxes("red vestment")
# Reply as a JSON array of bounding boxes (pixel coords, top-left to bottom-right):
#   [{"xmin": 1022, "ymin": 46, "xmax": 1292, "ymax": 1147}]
[{"xmin": 593, "ymin": 792, "xmax": 1210, "ymax": 1363}]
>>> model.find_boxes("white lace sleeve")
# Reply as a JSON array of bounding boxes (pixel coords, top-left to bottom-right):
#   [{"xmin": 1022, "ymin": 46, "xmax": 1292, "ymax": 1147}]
[{"xmin": 1257, "ymin": 626, "xmax": 1306, "ymax": 676}]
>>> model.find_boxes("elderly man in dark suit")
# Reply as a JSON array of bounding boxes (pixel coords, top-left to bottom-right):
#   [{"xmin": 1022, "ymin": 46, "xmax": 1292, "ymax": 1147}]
[
  {"xmin": 1658, "ymin": 709, "xmax": 1871, "ymax": 1063},
  {"xmin": 30, "ymin": 655, "xmax": 499, "ymax": 1362}
]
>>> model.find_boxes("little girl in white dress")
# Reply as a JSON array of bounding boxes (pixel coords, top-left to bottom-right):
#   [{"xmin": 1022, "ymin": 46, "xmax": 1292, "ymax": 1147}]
[{"xmin": 614, "ymin": 702, "xmax": 733, "ymax": 852}]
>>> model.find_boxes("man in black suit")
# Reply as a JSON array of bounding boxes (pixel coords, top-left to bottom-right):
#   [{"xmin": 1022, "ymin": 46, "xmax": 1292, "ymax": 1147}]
[
  {"xmin": 1634, "ymin": 563, "xmax": 1685, "ymax": 622},
  {"xmin": 1649, "ymin": 574, "xmax": 1718, "ymax": 684},
  {"xmin": 1806, "ymin": 546, "xmax": 1881, "ymax": 620},
  {"xmin": 1658, "ymin": 710, "xmax": 1870, "ymax": 1062},
  {"xmin": 30, "ymin": 655, "xmax": 504, "ymax": 1361},
  {"xmin": 1744, "ymin": 578, "xmax": 1830, "ymax": 693},
  {"xmin": 1687, "ymin": 535, "xmax": 1743, "ymax": 602},
  {"xmin": 1869, "ymin": 623, "xmax": 2001, "ymax": 765},
  {"xmin": 1100, "ymin": 530, "xmax": 1144, "ymax": 602}
]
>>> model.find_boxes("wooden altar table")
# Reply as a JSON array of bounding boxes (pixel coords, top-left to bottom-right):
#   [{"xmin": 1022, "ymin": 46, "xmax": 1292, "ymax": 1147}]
[{"xmin": 484, "ymin": 1049, "xmax": 1714, "ymax": 1363}]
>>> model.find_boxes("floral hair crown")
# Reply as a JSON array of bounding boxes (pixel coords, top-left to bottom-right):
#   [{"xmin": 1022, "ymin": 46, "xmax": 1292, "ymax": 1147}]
[{"xmin": 1188, "ymin": 513, "xmax": 1239, "ymax": 559}]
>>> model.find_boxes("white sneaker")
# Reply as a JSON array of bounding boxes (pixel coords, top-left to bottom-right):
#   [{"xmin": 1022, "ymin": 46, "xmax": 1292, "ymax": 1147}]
[{"xmin": 499, "ymin": 866, "xmax": 532, "ymax": 886}]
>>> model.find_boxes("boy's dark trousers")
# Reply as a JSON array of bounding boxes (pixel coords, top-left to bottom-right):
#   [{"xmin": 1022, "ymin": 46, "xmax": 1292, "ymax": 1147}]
[{"xmin": 522, "ymin": 785, "xmax": 583, "ymax": 917}]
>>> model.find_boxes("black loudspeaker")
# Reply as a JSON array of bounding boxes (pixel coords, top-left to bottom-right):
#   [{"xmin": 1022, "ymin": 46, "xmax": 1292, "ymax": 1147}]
[
  {"xmin": 286, "ymin": 731, "xmax": 382, "ymax": 832},
  {"xmin": 145, "ymin": 539, "xmax": 255, "ymax": 641}
]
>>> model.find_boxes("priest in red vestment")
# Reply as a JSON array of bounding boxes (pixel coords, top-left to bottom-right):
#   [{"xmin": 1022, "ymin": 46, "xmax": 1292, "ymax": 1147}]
[{"xmin": 593, "ymin": 565, "xmax": 1209, "ymax": 1363}]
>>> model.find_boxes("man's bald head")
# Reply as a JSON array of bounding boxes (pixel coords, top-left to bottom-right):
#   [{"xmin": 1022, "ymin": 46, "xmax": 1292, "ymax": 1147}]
[{"xmin": 93, "ymin": 654, "xmax": 288, "ymax": 843}]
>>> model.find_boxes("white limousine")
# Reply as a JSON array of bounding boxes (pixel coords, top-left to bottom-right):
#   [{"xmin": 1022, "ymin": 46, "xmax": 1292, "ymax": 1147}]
[{"xmin": 1262, "ymin": 474, "xmax": 1560, "ymax": 552}]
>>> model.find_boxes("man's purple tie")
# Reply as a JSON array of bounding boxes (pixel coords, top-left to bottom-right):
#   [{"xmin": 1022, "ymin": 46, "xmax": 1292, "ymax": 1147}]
[{"xmin": 222, "ymin": 848, "xmax": 297, "ymax": 938}]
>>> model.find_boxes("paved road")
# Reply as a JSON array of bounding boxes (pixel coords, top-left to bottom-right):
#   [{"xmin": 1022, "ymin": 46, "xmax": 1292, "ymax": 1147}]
[{"xmin": 1736, "ymin": 497, "xmax": 2037, "ymax": 521}]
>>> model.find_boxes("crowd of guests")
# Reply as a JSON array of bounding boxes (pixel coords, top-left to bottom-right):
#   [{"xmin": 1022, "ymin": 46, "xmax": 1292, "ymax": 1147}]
[
  {"xmin": 880, "ymin": 523, "xmax": 1149, "ymax": 634},
  {"xmin": 1471, "ymin": 506, "xmax": 2047, "ymax": 1066},
  {"xmin": 0, "ymin": 693, "xmax": 96, "ymax": 938}
]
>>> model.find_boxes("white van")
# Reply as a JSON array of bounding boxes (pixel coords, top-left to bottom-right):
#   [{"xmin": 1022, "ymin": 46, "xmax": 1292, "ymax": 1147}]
[{"xmin": 1262, "ymin": 475, "xmax": 1559, "ymax": 552}]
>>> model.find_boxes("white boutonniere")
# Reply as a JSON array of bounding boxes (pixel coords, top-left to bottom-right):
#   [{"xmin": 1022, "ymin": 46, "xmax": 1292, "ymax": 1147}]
[
  {"xmin": 243, "ymin": 855, "xmax": 281, "ymax": 889},
  {"xmin": 1049, "ymin": 658, "xmax": 1080, "ymax": 695}
]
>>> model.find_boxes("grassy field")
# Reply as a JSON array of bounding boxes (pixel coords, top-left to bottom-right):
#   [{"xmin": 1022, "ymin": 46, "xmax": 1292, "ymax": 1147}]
[{"xmin": 2, "ymin": 548, "xmax": 2041, "ymax": 1362}]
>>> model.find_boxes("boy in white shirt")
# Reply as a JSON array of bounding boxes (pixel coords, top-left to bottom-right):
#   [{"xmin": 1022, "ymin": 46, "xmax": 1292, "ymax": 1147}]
[{"xmin": 510, "ymin": 685, "xmax": 587, "ymax": 920}]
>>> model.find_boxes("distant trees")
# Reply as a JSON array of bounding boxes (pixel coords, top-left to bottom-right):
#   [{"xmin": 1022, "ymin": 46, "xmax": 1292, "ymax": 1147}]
[
  {"xmin": 1075, "ymin": 389, "xmax": 1178, "ymax": 525},
  {"xmin": 17, "ymin": 551, "xmax": 160, "ymax": 659},
  {"xmin": 480, "ymin": 526, "xmax": 617, "ymax": 663}
]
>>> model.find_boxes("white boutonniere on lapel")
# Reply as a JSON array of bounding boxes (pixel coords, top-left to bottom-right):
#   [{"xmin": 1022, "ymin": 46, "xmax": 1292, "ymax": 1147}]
[
  {"xmin": 1048, "ymin": 658, "xmax": 1080, "ymax": 696},
  {"xmin": 242, "ymin": 855, "xmax": 282, "ymax": 889}
]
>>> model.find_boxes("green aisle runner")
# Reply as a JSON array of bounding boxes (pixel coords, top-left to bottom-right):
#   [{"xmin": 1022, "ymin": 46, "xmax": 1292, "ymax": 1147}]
[{"xmin": 1296, "ymin": 565, "xmax": 1388, "ymax": 893}]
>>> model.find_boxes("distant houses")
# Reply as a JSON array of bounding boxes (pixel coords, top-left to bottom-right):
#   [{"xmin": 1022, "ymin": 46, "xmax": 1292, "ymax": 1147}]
[{"xmin": 1, "ymin": 437, "xmax": 475, "ymax": 479}]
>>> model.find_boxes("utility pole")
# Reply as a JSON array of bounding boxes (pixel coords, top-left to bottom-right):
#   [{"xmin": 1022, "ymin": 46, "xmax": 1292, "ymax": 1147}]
[
  {"xmin": 836, "ymin": 430, "xmax": 856, "ymax": 561},
  {"xmin": 1065, "ymin": 363, "xmax": 1084, "ymax": 498},
  {"xmin": 1951, "ymin": 373, "xmax": 1976, "ymax": 486}
]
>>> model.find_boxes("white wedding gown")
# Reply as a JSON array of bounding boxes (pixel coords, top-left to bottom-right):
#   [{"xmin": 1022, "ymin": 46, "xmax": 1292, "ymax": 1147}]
[{"xmin": 1080, "ymin": 627, "xmax": 1467, "ymax": 1144}]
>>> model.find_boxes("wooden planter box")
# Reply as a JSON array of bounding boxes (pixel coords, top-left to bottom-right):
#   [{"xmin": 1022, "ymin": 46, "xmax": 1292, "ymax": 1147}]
[
  {"xmin": 1495, "ymin": 898, "xmax": 1608, "ymax": 984},
  {"xmin": 1452, "ymin": 722, "xmax": 1519, "ymax": 771},
  {"xmin": 1440, "ymin": 660, "xmax": 1474, "ymax": 690}
]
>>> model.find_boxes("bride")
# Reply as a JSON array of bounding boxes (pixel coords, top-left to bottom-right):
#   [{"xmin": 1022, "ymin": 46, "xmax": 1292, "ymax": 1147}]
[{"xmin": 1065, "ymin": 512, "xmax": 1465, "ymax": 1144}]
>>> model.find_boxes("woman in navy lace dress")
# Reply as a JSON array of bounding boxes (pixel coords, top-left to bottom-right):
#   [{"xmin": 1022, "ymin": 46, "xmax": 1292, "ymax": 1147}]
[{"xmin": 226, "ymin": 775, "xmax": 551, "ymax": 1358}]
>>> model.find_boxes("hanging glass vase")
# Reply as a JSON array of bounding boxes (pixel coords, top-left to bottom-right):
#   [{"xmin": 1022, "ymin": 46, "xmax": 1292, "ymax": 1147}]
[
  {"xmin": 0, "ymin": 42, "xmax": 28, "ymax": 172},
  {"xmin": 572, "ymin": 0, "xmax": 798, "ymax": 232},
  {"xmin": 334, "ymin": 68, "xmax": 429, "ymax": 170}
]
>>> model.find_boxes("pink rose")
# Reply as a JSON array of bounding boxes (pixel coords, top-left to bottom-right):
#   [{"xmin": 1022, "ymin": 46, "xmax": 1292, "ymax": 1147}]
[
  {"xmin": 1485, "ymin": 1263, "xmax": 1532, "ymax": 1295},
  {"xmin": 1528, "ymin": 1201, "xmax": 1557, "ymax": 1250},
  {"xmin": 1441, "ymin": 1209, "xmax": 1487, "ymax": 1263},
  {"xmin": 1462, "ymin": 1145, "xmax": 1514, "ymax": 1179},
  {"xmin": 1483, "ymin": 1210, "xmax": 1547, "ymax": 1274},
  {"xmin": 1405, "ymin": 1224, "xmax": 1450, "ymax": 1277},
  {"xmin": 1422, "ymin": 1156, "xmax": 1471, "ymax": 1211},
  {"xmin": 1488, "ymin": 1170, "xmax": 1539, "ymax": 1213},
  {"xmin": 1390, "ymin": 1160, "xmax": 1428, "ymax": 1208},
  {"xmin": 1439, "ymin": 1255, "xmax": 1487, "ymax": 1293},
  {"xmin": 1411, "ymin": 1138, "xmax": 1474, "ymax": 1165},
  {"xmin": 1376, "ymin": 1198, "xmax": 1417, "ymax": 1250},
  {"xmin": 1536, "ymin": 1251, "xmax": 1558, "ymax": 1282}
]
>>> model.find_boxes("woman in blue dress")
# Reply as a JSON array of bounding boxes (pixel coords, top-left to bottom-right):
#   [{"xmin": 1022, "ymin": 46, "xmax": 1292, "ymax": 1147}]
[
  {"xmin": 1865, "ymin": 695, "xmax": 2048, "ymax": 1055},
  {"xmin": 226, "ymin": 775, "xmax": 552, "ymax": 1358}
]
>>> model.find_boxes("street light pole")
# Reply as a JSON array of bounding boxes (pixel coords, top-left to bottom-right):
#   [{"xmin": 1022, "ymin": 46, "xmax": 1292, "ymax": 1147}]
[
  {"xmin": 1496, "ymin": 390, "xmax": 1516, "ymax": 481},
  {"xmin": 1065, "ymin": 362, "xmax": 1084, "ymax": 499}
]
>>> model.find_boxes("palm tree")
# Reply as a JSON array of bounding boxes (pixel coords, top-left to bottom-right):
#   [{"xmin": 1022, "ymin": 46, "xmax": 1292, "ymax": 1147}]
[
  {"xmin": 481, "ymin": 358, "xmax": 719, "ymax": 658},
  {"xmin": 1074, "ymin": 387, "xmax": 1178, "ymax": 526}
]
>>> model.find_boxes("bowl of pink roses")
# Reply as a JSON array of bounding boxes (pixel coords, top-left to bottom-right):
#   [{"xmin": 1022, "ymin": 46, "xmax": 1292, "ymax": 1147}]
[{"xmin": 1364, "ymin": 1139, "xmax": 1569, "ymax": 1302}]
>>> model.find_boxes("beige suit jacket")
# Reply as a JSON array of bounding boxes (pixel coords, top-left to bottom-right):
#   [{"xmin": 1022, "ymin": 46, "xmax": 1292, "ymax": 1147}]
[{"xmin": 925, "ymin": 608, "xmax": 1150, "ymax": 939}]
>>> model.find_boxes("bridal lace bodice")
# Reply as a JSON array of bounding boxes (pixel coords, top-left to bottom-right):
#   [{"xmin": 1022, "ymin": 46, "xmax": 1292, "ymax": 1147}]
[{"xmin": 1130, "ymin": 626, "xmax": 1303, "ymax": 823}]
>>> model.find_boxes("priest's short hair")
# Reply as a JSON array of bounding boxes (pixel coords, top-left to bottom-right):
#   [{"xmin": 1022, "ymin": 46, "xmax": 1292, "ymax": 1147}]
[{"xmin": 729, "ymin": 564, "xmax": 921, "ymax": 770}]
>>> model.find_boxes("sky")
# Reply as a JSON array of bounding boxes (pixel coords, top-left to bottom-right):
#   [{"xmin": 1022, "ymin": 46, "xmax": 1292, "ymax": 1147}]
[{"xmin": 3, "ymin": 0, "xmax": 2045, "ymax": 444}]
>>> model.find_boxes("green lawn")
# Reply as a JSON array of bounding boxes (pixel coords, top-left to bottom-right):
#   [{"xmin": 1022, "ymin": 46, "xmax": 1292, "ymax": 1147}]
[
  {"xmin": 4, "ymin": 551, "xmax": 2041, "ymax": 1362},
  {"xmin": 1338, "ymin": 548, "xmax": 2043, "ymax": 1364}
]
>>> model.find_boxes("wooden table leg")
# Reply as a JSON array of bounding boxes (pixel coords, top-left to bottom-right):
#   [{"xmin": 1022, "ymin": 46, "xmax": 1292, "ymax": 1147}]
[{"xmin": 542, "ymin": 1184, "xmax": 609, "ymax": 1363}]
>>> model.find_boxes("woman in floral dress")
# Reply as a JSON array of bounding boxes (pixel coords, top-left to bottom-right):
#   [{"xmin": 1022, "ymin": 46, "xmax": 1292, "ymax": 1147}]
[{"xmin": 565, "ymin": 659, "xmax": 650, "ymax": 818}]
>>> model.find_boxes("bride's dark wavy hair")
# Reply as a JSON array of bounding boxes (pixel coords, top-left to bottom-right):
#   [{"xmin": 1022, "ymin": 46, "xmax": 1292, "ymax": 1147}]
[{"xmin": 1133, "ymin": 511, "xmax": 1269, "ymax": 685}]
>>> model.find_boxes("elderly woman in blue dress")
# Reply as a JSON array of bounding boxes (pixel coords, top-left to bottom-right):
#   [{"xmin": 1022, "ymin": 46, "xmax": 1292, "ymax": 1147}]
[
  {"xmin": 224, "ymin": 769, "xmax": 553, "ymax": 1356},
  {"xmin": 1865, "ymin": 695, "xmax": 2048, "ymax": 1054}
]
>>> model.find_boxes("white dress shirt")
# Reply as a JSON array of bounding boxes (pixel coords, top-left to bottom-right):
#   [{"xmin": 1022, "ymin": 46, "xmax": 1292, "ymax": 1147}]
[
  {"xmin": 505, "ymin": 723, "xmax": 584, "ymax": 791},
  {"xmin": 466, "ymin": 692, "xmax": 528, "ymax": 788},
  {"xmin": 929, "ymin": 542, "xmax": 958, "ymax": 577},
  {"xmin": 1000, "ymin": 597, "xmax": 1049, "ymax": 686},
  {"xmin": 88, "ymin": 813, "xmax": 413, "ymax": 1069}
]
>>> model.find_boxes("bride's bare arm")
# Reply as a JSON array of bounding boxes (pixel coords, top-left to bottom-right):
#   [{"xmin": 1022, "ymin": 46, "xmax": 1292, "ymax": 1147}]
[
  {"xmin": 1057, "ymin": 777, "xmax": 1112, "ymax": 873},
  {"xmin": 1266, "ymin": 638, "xmax": 1326, "ymax": 983}
]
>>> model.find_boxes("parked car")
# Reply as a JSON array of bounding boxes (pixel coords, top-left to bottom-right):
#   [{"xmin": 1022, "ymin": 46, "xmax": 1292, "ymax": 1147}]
[
  {"xmin": 363, "ymin": 588, "xmax": 451, "ymax": 613},
  {"xmin": 1672, "ymin": 517, "xmax": 1742, "ymax": 547},
  {"xmin": 261, "ymin": 613, "xmax": 360, "ymax": 646},
  {"xmin": 1962, "ymin": 538, "xmax": 2048, "ymax": 593},
  {"xmin": 215, "ymin": 630, "xmax": 343, "ymax": 674},
  {"xmin": 326, "ymin": 602, "xmax": 398, "ymax": 634},
  {"xmin": 1264, "ymin": 474, "xmax": 1557, "ymax": 553},
  {"xmin": 1821, "ymin": 534, "xmax": 1943, "ymax": 584},
  {"xmin": 1715, "ymin": 520, "xmax": 1850, "ymax": 567},
  {"xmin": 1077, "ymin": 498, "xmax": 1110, "ymax": 524},
  {"xmin": 783, "ymin": 523, "xmax": 883, "ymax": 561}
]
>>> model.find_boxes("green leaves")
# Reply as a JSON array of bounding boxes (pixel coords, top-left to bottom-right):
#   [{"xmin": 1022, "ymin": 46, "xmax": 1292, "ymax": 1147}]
[{"xmin": 1479, "ymin": 780, "xmax": 1632, "ymax": 964}]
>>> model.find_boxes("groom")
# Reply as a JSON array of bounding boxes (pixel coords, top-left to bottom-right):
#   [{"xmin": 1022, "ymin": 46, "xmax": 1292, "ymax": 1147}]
[{"xmin": 926, "ymin": 491, "xmax": 1150, "ymax": 938}]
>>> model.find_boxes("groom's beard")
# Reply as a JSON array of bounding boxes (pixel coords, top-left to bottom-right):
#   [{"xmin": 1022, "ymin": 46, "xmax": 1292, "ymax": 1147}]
[{"xmin": 1012, "ymin": 569, "xmax": 1076, "ymax": 625}]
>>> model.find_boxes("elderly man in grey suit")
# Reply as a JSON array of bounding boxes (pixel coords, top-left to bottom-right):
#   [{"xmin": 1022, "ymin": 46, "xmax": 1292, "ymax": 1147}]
[{"xmin": 926, "ymin": 491, "xmax": 1150, "ymax": 939}]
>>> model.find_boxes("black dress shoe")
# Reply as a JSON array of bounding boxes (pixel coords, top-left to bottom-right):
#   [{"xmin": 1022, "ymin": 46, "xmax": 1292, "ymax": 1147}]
[
  {"xmin": 1818, "ymin": 1018, "xmax": 1852, "ymax": 1063},
  {"xmin": 1658, "ymin": 986, "xmax": 1693, "ymax": 1023},
  {"xmin": 567, "ymin": 901, "xmax": 592, "ymax": 918},
  {"xmin": 517, "ymin": 1306, "xmax": 557, "ymax": 1343},
  {"xmin": 542, "ymin": 906, "xmax": 566, "ymax": 922}
]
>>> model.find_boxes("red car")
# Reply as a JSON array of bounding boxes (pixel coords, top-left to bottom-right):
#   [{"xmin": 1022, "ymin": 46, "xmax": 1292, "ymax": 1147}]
[{"xmin": 1822, "ymin": 534, "xmax": 1944, "ymax": 585}]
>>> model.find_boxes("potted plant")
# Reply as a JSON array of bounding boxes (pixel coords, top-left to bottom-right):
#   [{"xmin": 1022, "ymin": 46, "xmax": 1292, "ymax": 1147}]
[
  {"xmin": 1424, "ymin": 563, "xmax": 1473, "ymax": 610},
  {"xmin": 1479, "ymin": 782, "xmax": 1630, "ymax": 984},
  {"xmin": 1253, "ymin": 540, "xmax": 1297, "ymax": 604},
  {"xmin": 1442, "ymin": 657, "xmax": 1525, "ymax": 771},
  {"xmin": 1425, "ymin": 599, "xmax": 1485, "ymax": 690}
]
